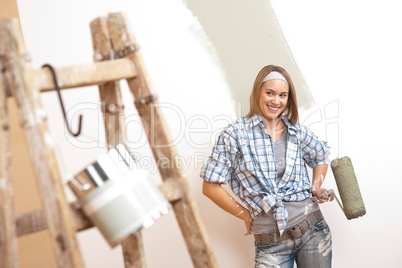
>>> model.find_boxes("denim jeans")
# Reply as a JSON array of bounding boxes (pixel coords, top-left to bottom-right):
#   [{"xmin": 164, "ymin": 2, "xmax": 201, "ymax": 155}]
[{"xmin": 254, "ymin": 217, "xmax": 332, "ymax": 268}]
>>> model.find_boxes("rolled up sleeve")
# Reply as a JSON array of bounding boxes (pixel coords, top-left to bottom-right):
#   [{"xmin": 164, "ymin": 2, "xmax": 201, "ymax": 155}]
[
  {"xmin": 200, "ymin": 130, "xmax": 238, "ymax": 184},
  {"xmin": 299, "ymin": 125, "xmax": 330, "ymax": 168}
]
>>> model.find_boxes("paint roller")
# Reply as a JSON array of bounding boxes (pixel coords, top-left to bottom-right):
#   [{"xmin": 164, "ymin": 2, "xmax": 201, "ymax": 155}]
[{"xmin": 319, "ymin": 156, "xmax": 366, "ymax": 220}]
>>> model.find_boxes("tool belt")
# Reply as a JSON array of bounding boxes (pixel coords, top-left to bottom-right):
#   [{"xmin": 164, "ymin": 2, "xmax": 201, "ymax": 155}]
[{"xmin": 254, "ymin": 210, "xmax": 323, "ymax": 244}]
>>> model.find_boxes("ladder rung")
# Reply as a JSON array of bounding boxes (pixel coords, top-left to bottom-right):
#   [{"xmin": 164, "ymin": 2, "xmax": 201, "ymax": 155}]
[
  {"xmin": 15, "ymin": 181, "xmax": 183, "ymax": 237},
  {"xmin": 36, "ymin": 58, "xmax": 137, "ymax": 92},
  {"xmin": 15, "ymin": 203, "xmax": 92, "ymax": 237}
]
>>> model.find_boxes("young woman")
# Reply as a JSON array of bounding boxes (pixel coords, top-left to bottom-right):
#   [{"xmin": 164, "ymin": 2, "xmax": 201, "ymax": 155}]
[{"xmin": 200, "ymin": 65, "xmax": 334, "ymax": 267}]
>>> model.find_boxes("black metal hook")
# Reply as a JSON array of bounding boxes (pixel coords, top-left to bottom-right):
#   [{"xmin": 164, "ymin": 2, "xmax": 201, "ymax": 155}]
[{"xmin": 42, "ymin": 64, "xmax": 83, "ymax": 137}]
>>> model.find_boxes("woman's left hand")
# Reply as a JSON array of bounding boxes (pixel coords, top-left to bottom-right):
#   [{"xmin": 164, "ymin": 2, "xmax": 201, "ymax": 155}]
[{"xmin": 312, "ymin": 187, "xmax": 334, "ymax": 203}]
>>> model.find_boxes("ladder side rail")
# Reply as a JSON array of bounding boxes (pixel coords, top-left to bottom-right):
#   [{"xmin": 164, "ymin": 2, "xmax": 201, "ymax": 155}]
[
  {"xmin": 90, "ymin": 16, "xmax": 147, "ymax": 268},
  {"xmin": 1, "ymin": 17, "xmax": 84, "ymax": 268},
  {"xmin": 0, "ymin": 27, "xmax": 18, "ymax": 267}
]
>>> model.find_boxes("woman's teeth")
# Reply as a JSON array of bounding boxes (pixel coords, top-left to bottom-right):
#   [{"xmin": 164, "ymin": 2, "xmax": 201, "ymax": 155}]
[{"xmin": 267, "ymin": 106, "xmax": 279, "ymax": 111}]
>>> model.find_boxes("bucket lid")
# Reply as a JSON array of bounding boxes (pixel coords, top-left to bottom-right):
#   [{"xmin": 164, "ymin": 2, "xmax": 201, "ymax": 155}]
[{"xmin": 68, "ymin": 144, "xmax": 138, "ymax": 199}]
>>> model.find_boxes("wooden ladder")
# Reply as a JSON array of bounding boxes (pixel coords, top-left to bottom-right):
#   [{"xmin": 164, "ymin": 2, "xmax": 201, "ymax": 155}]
[{"xmin": 0, "ymin": 12, "xmax": 217, "ymax": 268}]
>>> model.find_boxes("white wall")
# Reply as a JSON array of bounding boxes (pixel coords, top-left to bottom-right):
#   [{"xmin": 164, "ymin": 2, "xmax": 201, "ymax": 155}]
[
  {"xmin": 181, "ymin": 0, "xmax": 315, "ymax": 115},
  {"xmin": 17, "ymin": 0, "xmax": 237, "ymax": 267},
  {"xmin": 16, "ymin": 0, "xmax": 401, "ymax": 267},
  {"xmin": 272, "ymin": 1, "xmax": 402, "ymax": 267}
]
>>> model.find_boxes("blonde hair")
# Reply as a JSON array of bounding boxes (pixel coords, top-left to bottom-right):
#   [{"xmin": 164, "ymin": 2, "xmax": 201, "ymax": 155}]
[{"xmin": 246, "ymin": 65, "xmax": 299, "ymax": 125}]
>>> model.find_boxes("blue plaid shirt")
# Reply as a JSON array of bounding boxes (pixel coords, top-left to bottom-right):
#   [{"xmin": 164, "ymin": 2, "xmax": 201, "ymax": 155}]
[{"xmin": 200, "ymin": 113, "xmax": 330, "ymax": 235}]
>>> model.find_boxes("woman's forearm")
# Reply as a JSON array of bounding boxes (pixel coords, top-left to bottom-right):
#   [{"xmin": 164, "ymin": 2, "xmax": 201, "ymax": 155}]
[
  {"xmin": 202, "ymin": 181, "xmax": 246, "ymax": 218},
  {"xmin": 312, "ymin": 164, "xmax": 328, "ymax": 189},
  {"xmin": 311, "ymin": 164, "xmax": 334, "ymax": 203},
  {"xmin": 202, "ymin": 181, "xmax": 252, "ymax": 235}
]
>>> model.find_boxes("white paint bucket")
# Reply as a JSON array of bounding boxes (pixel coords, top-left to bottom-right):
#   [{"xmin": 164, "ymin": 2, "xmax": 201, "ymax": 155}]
[{"xmin": 68, "ymin": 144, "xmax": 170, "ymax": 247}]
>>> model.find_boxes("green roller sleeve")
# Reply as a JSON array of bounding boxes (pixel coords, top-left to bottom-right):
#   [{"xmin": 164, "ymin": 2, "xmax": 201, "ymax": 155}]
[{"xmin": 330, "ymin": 156, "xmax": 366, "ymax": 220}]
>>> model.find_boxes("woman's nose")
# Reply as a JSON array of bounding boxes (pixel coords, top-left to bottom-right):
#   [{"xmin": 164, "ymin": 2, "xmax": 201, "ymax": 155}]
[{"xmin": 272, "ymin": 95, "xmax": 280, "ymax": 105}]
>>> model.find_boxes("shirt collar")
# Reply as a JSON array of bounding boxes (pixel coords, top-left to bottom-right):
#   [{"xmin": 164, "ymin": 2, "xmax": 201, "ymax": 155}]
[
  {"xmin": 281, "ymin": 116, "xmax": 298, "ymax": 134},
  {"xmin": 250, "ymin": 113, "xmax": 264, "ymax": 128},
  {"xmin": 249, "ymin": 113, "xmax": 297, "ymax": 134}
]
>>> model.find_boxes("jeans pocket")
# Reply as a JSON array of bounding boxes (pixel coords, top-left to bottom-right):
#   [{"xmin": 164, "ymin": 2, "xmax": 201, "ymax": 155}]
[
  {"xmin": 255, "ymin": 240, "xmax": 278, "ymax": 246},
  {"xmin": 254, "ymin": 240, "xmax": 280, "ymax": 250},
  {"xmin": 254, "ymin": 241, "xmax": 281, "ymax": 259},
  {"xmin": 313, "ymin": 217, "xmax": 329, "ymax": 231}
]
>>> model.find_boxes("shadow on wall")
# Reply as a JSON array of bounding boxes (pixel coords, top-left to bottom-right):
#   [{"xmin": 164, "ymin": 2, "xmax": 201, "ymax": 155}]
[{"xmin": 182, "ymin": 0, "xmax": 314, "ymax": 115}]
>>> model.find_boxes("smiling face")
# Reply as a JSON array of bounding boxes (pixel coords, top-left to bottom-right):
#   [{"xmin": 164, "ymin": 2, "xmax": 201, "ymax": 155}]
[{"xmin": 258, "ymin": 79, "xmax": 289, "ymax": 122}]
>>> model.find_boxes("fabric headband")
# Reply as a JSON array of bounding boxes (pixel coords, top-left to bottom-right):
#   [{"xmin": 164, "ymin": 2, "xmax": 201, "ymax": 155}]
[{"xmin": 262, "ymin": 71, "xmax": 288, "ymax": 84}]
